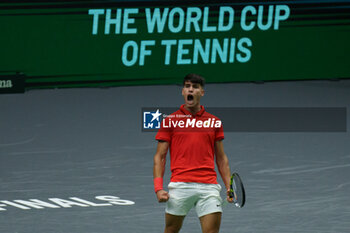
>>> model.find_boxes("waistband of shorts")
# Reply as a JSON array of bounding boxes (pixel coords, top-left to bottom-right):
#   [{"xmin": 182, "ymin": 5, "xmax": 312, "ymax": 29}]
[{"xmin": 168, "ymin": 182, "xmax": 221, "ymax": 191}]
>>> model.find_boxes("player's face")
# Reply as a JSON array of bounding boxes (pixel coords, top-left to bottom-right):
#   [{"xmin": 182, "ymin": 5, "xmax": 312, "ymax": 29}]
[{"xmin": 182, "ymin": 81, "xmax": 204, "ymax": 109}]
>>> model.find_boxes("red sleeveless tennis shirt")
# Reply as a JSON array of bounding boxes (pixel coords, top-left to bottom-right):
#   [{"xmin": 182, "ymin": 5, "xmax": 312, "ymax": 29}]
[{"xmin": 155, "ymin": 105, "xmax": 224, "ymax": 184}]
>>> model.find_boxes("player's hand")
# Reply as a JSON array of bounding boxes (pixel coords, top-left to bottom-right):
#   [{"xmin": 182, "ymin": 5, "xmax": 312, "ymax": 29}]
[
  {"xmin": 226, "ymin": 188, "xmax": 234, "ymax": 203},
  {"xmin": 156, "ymin": 190, "xmax": 169, "ymax": 203}
]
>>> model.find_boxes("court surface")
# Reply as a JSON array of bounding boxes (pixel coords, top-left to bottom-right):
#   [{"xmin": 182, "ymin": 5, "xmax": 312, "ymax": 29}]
[{"xmin": 1, "ymin": 80, "xmax": 350, "ymax": 233}]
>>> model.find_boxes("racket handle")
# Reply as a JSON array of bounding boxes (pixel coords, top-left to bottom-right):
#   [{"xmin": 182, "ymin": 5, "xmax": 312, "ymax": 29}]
[{"xmin": 229, "ymin": 189, "xmax": 234, "ymax": 198}]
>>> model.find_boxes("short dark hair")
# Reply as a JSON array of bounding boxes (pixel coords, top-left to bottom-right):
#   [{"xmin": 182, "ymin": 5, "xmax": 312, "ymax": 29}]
[{"xmin": 183, "ymin": 73, "xmax": 205, "ymax": 87}]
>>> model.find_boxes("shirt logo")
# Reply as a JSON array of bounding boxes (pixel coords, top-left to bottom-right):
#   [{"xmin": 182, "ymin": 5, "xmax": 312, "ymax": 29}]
[{"xmin": 143, "ymin": 109, "xmax": 162, "ymax": 129}]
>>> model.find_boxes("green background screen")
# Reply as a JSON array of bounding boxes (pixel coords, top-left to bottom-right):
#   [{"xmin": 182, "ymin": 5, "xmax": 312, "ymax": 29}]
[{"xmin": 1, "ymin": 0, "xmax": 349, "ymax": 89}]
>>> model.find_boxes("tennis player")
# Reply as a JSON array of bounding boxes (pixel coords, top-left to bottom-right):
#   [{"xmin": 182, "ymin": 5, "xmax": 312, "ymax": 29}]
[{"xmin": 153, "ymin": 74, "xmax": 233, "ymax": 233}]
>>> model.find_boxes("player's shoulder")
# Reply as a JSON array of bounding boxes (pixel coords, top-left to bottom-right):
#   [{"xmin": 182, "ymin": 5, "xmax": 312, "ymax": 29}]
[
  {"xmin": 203, "ymin": 110, "xmax": 221, "ymax": 120},
  {"xmin": 172, "ymin": 109, "xmax": 183, "ymax": 115}
]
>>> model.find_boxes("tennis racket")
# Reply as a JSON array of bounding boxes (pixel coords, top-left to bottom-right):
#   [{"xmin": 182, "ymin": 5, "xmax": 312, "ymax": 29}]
[{"xmin": 229, "ymin": 172, "xmax": 246, "ymax": 208}]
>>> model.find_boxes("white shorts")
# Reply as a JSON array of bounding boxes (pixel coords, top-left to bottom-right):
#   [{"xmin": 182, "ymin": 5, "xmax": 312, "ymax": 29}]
[{"xmin": 166, "ymin": 182, "xmax": 223, "ymax": 218}]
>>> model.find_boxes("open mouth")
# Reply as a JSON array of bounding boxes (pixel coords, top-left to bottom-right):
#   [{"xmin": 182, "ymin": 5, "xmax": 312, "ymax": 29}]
[{"xmin": 187, "ymin": 95, "xmax": 194, "ymax": 101}]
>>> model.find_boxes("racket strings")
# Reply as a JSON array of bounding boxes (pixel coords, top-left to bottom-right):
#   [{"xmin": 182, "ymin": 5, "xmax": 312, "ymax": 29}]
[{"xmin": 230, "ymin": 173, "xmax": 245, "ymax": 208}]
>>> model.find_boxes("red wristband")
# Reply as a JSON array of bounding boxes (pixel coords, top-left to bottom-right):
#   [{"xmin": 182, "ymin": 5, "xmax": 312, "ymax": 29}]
[{"xmin": 154, "ymin": 177, "xmax": 163, "ymax": 193}]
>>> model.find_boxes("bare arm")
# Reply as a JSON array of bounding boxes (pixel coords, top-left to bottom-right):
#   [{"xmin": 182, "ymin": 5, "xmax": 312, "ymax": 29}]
[
  {"xmin": 153, "ymin": 141, "xmax": 170, "ymax": 202},
  {"xmin": 153, "ymin": 141, "xmax": 169, "ymax": 178},
  {"xmin": 215, "ymin": 140, "xmax": 233, "ymax": 202}
]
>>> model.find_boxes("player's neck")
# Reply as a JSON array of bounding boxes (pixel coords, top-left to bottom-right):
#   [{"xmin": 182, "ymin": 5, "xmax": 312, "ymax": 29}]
[{"xmin": 184, "ymin": 104, "xmax": 201, "ymax": 115}]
